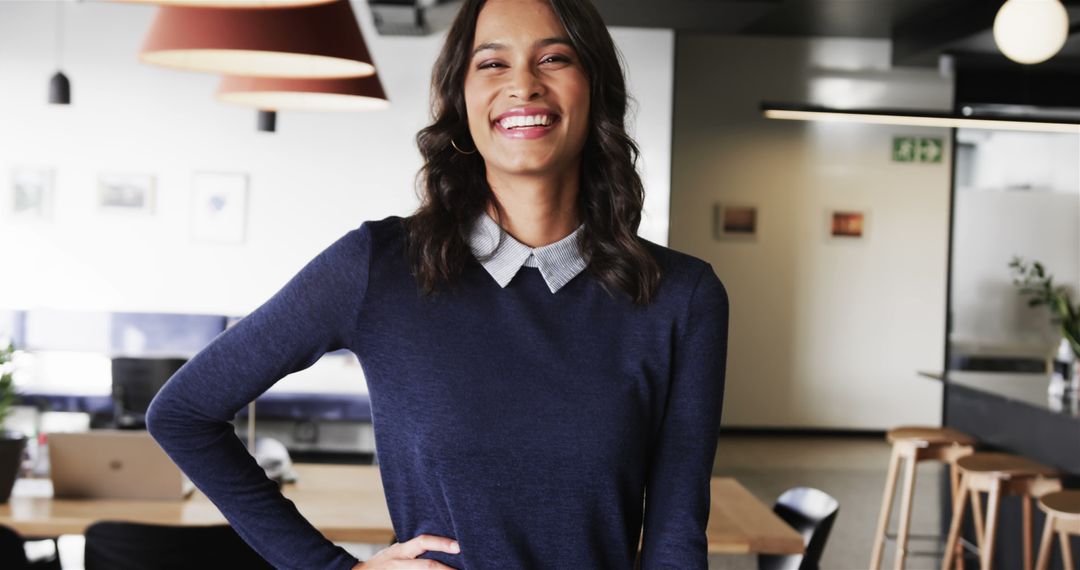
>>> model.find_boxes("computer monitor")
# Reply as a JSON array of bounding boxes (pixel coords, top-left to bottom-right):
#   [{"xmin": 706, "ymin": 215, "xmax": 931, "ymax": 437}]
[{"xmin": 110, "ymin": 357, "xmax": 187, "ymax": 429}]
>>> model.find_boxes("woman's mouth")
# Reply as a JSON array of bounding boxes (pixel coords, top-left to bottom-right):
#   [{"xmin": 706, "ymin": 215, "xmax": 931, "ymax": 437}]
[{"xmin": 493, "ymin": 114, "xmax": 560, "ymax": 140}]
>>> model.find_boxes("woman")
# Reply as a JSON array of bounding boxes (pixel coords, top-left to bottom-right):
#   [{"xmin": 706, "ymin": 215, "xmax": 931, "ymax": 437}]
[{"xmin": 146, "ymin": 0, "xmax": 729, "ymax": 568}]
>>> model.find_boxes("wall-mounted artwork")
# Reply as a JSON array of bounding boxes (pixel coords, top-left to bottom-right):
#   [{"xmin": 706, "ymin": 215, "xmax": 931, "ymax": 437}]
[
  {"xmin": 829, "ymin": 210, "xmax": 867, "ymax": 240},
  {"xmin": 10, "ymin": 167, "xmax": 55, "ymax": 220},
  {"xmin": 190, "ymin": 171, "xmax": 248, "ymax": 244},
  {"xmin": 98, "ymin": 173, "xmax": 155, "ymax": 215},
  {"xmin": 713, "ymin": 203, "xmax": 758, "ymax": 241}
]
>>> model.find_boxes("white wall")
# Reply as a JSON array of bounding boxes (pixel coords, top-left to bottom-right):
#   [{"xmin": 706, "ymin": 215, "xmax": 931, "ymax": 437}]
[
  {"xmin": 0, "ymin": 1, "xmax": 673, "ymax": 316},
  {"xmin": 671, "ymin": 35, "xmax": 952, "ymax": 429}
]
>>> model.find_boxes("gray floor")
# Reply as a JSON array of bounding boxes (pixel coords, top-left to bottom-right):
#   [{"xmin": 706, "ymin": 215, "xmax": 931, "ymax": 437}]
[{"xmin": 709, "ymin": 434, "xmax": 945, "ymax": 570}]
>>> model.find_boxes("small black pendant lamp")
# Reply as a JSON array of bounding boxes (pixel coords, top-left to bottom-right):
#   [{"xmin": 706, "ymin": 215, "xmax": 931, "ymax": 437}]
[
  {"xmin": 257, "ymin": 110, "xmax": 277, "ymax": 133},
  {"xmin": 48, "ymin": 1, "xmax": 70, "ymax": 105}
]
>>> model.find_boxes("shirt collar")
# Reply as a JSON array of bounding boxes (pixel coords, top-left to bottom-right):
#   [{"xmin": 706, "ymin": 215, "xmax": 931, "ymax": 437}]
[{"xmin": 467, "ymin": 212, "xmax": 587, "ymax": 293}]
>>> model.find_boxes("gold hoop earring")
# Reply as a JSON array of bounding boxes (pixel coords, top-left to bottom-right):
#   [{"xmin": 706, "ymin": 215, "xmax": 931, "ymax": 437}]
[{"xmin": 451, "ymin": 138, "xmax": 477, "ymax": 155}]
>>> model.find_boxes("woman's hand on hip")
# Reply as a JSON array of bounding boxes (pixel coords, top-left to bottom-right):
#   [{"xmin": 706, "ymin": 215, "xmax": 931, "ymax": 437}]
[{"xmin": 351, "ymin": 534, "xmax": 461, "ymax": 569}]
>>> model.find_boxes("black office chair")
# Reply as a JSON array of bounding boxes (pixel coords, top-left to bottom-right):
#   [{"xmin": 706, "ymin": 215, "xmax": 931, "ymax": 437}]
[
  {"xmin": 758, "ymin": 487, "xmax": 840, "ymax": 570},
  {"xmin": 0, "ymin": 525, "xmax": 62, "ymax": 570},
  {"xmin": 84, "ymin": 521, "xmax": 274, "ymax": 570}
]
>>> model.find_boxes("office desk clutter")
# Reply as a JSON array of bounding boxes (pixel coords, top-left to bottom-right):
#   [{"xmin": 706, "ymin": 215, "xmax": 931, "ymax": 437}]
[{"xmin": 48, "ymin": 431, "xmax": 193, "ymax": 501}]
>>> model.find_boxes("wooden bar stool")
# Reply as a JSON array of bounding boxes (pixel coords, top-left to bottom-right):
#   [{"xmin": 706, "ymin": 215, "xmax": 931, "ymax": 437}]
[
  {"xmin": 1035, "ymin": 490, "xmax": 1079, "ymax": 570},
  {"xmin": 870, "ymin": 426, "xmax": 977, "ymax": 570},
  {"xmin": 942, "ymin": 452, "xmax": 1062, "ymax": 570}
]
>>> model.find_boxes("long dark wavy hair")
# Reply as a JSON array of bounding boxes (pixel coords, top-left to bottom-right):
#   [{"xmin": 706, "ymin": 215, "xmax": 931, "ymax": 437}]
[{"xmin": 403, "ymin": 0, "xmax": 662, "ymax": 305}]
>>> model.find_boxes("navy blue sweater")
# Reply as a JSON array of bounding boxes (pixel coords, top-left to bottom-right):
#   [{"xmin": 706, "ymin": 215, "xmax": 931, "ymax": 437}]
[{"xmin": 146, "ymin": 215, "xmax": 729, "ymax": 570}]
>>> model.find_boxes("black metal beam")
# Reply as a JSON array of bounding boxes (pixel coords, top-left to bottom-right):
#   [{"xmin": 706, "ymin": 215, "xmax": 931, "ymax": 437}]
[{"xmin": 891, "ymin": 0, "xmax": 1002, "ymax": 67}]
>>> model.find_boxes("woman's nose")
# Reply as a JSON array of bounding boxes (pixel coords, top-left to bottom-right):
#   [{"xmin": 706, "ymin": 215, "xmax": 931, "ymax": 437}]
[{"xmin": 506, "ymin": 66, "xmax": 545, "ymax": 100}]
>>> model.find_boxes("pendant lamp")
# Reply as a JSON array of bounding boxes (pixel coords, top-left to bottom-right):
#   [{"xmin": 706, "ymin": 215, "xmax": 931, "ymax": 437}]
[
  {"xmin": 993, "ymin": 0, "xmax": 1070, "ymax": 64},
  {"xmin": 113, "ymin": 0, "xmax": 333, "ymax": 6},
  {"xmin": 139, "ymin": 0, "xmax": 375, "ymax": 78},
  {"xmin": 48, "ymin": 1, "xmax": 70, "ymax": 105},
  {"xmin": 217, "ymin": 75, "xmax": 389, "ymax": 112},
  {"xmin": 257, "ymin": 110, "xmax": 277, "ymax": 132}
]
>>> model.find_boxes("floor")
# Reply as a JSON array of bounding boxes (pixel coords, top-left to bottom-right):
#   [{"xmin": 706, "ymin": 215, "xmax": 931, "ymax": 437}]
[
  {"xmin": 708, "ymin": 434, "xmax": 945, "ymax": 570},
  {"xmin": 44, "ymin": 434, "xmax": 947, "ymax": 569}
]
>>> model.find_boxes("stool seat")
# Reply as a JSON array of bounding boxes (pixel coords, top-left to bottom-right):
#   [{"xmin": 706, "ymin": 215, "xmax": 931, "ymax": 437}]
[
  {"xmin": 887, "ymin": 426, "xmax": 977, "ymax": 447},
  {"xmin": 1035, "ymin": 490, "xmax": 1080, "ymax": 570},
  {"xmin": 955, "ymin": 452, "xmax": 1059, "ymax": 479},
  {"xmin": 943, "ymin": 452, "xmax": 1063, "ymax": 570},
  {"xmin": 1038, "ymin": 490, "xmax": 1080, "ymax": 521},
  {"xmin": 871, "ymin": 426, "xmax": 977, "ymax": 569}
]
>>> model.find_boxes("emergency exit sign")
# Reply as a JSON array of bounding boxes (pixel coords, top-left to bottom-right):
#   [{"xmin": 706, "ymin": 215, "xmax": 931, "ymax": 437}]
[{"xmin": 893, "ymin": 137, "xmax": 943, "ymax": 163}]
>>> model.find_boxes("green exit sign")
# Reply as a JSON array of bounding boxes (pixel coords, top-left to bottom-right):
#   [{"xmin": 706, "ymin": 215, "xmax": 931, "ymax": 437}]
[{"xmin": 893, "ymin": 137, "xmax": 943, "ymax": 163}]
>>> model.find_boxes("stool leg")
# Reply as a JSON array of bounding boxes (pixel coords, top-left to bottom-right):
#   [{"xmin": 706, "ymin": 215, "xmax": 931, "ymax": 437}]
[
  {"xmin": 1060, "ymin": 531, "xmax": 1074, "ymax": 570},
  {"xmin": 982, "ymin": 479, "xmax": 1003, "ymax": 570},
  {"xmin": 942, "ymin": 473, "xmax": 970, "ymax": 570},
  {"xmin": 1022, "ymin": 497, "xmax": 1033, "ymax": 570},
  {"xmin": 895, "ymin": 454, "xmax": 919, "ymax": 570},
  {"xmin": 950, "ymin": 462, "xmax": 976, "ymax": 570},
  {"xmin": 872, "ymin": 446, "xmax": 902, "ymax": 569},
  {"xmin": 971, "ymin": 489, "xmax": 985, "ymax": 549},
  {"xmin": 1035, "ymin": 514, "xmax": 1054, "ymax": 570}
]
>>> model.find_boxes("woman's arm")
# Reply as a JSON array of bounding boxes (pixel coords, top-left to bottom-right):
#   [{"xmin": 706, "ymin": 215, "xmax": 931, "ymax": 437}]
[
  {"xmin": 146, "ymin": 222, "xmax": 373, "ymax": 570},
  {"xmin": 639, "ymin": 263, "xmax": 730, "ymax": 569}
]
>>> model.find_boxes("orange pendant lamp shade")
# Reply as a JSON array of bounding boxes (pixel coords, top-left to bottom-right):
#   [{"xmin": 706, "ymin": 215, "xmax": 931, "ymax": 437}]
[
  {"xmin": 217, "ymin": 75, "xmax": 389, "ymax": 111},
  {"xmin": 139, "ymin": 0, "xmax": 375, "ymax": 78},
  {"xmin": 111, "ymin": 0, "xmax": 335, "ymax": 7}
]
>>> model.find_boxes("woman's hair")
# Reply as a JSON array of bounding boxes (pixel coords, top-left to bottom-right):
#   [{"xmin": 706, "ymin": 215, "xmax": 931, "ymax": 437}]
[{"xmin": 403, "ymin": 0, "xmax": 662, "ymax": 305}]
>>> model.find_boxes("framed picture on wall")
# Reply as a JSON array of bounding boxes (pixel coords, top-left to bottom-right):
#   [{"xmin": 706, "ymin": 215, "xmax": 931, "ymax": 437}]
[
  {"xmin": 98, "ymin": 173, "xmax": 156, "ymax": 215},
  {"xmin": 190, "ymin": 171, "xmax": 248, "ymax": 244},
  {"xmin": 827, "ymin": 209, "xmax": 868, "ymax": 241},
  {"xmin": 9, "ymin": 167, "xmax": 55, "ymax": 220},
  {"xmin": 713, "ymin": 203, "xmax": 758, "ymax": 241}
]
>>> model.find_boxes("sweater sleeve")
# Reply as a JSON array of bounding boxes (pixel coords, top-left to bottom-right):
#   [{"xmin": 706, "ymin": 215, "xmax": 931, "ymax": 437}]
[
  {"xmin": 639, "ymin": 263, "xmax": 730, "ymax": 569},
  {"xmin": 145, "ymin": 222, "xmax": 373, "ymax": 570}
]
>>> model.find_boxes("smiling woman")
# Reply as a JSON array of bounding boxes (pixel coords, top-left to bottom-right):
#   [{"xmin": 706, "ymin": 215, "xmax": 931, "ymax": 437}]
[
  {"xmin": 406, "ymin": 0, "xmax": 662, "ymax": 305},
  {"xmin": 145, "ymin": 1, "xmax": 729, "ymax": 569}
]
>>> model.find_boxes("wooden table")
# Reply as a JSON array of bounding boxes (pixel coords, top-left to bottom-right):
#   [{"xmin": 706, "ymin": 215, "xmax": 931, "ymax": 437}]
[{"xmin": 0, "ymin": 464, "xmax": 804, "ymax": 556}]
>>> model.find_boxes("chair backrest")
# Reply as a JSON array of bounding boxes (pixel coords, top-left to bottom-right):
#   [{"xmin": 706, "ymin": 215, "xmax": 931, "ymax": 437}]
[
  {"xmin": 757, "ymin": 487, "xmax": 840, "ymax": 570},
  {"xmin": 0, "ymin": 524, "xmax": 61, "ymax": 570},
  {"xmin": 84, "ymin": 521, "xmax": 274, "ymax": 570},
  {"xmin": 0, "ymin": 524, "xmax": 30, "ymax": 570}
]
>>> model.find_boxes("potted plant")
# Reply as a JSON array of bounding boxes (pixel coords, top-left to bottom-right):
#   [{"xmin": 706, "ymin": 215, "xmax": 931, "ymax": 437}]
[
  {"xmin": 0, "ymin": 338, "xmax": 27, "ymax": 503},
  {"xmin": 1009, "ymin": 257, "xmax": 1080, "ymax": 386}
]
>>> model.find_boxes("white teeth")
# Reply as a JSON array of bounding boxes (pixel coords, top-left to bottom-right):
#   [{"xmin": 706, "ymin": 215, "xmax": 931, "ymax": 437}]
[{"xmin": 498, "ymin": 114, "xmax": 555, "ymax": 129}]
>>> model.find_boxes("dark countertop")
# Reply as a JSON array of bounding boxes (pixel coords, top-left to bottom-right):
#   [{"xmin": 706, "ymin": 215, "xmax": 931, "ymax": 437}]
[{"xmin": 919, "ymin": 370, "xmax": 1080, "ymax": 417}]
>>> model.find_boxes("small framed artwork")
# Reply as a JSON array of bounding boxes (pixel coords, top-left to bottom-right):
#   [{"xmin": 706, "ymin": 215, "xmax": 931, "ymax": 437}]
[
  {"xmin": 10, "ymin": 167, "xmax": 55, "ymax": 220},
  {"xmin": 713, "ymin": 203, "xmax": 758, "ymax": 241},
  {"xmin": 98, "ymin": 173, "xmax": 155, "ymax": 215},
  {"xmin": 828, "ymin": 209, "xmax": 868, "ymax": 240},
  {"xmin": 190, "ymin": 171, "xmax": 248, "ymax": 244}
]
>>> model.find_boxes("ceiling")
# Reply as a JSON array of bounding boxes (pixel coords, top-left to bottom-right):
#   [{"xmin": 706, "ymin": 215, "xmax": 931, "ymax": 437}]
[{"xmin": 588, "ymin": 0, "xmax": 1080, "ymax": 67}]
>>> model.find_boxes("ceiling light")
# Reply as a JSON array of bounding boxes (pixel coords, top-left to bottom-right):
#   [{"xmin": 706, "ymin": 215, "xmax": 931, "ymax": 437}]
[
  {"xmin": 993, "ymin": 0, "xmax": 1070, "ymax": 64},
  {"xmin": 110, "ymin": 0, "xmax": 334, "ymax": 6},
  {"xmin": 140, "ymin": 0, "xmax": 376, "ymax": 78},
  {"xmin": 761, "ymin": 102, "xmax": 1080, "ymax": 134},
  {"xmin": 216, "ymin": 75, "xmax": 389, "ymax": 112}
]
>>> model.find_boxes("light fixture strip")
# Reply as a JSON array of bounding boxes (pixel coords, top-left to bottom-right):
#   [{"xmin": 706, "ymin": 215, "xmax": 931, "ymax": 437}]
[{"xmin": 761, "ymin": 106, "xmax": 1080, "ymax": 134}]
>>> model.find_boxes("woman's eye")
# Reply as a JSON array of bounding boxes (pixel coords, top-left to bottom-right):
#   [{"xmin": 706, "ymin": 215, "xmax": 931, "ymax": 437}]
[
  {"xmin": 478, "ymin": 61, "xmax": 504, "ymax": 70},
  {"xmin": 542, "ymin": 55, "xmax": 570, "ymax": 64}
]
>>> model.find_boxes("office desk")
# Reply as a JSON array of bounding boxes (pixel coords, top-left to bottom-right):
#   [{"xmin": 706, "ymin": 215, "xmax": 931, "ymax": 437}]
[{"xmin": 0, "ymin": 464, "xmax": 804, "ymax": 556}]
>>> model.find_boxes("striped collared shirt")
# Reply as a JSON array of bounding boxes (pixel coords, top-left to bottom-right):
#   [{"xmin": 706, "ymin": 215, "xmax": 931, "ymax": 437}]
[{"xmin": 467, "ymin": 211, "xmax": 587, "ymax": 293}]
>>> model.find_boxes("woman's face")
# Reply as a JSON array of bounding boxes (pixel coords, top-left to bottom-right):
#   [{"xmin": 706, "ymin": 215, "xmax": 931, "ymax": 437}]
[{"xmin": 463, "ymin": 0, "xmax": 590, "ymax": 180}]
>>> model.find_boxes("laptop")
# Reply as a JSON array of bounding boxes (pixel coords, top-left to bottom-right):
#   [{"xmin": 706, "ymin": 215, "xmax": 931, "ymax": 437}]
[{"xmin": 48, "ymin": 430, "xmax": 195, "ymax": 500}]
